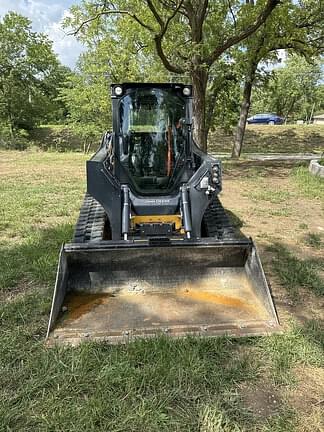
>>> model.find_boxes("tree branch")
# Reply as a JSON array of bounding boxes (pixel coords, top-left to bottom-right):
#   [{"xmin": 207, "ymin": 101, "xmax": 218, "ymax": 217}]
[
  {"xmin": 146, "ymin": 0, "xmax": 164, "ymax": 27},
  {"xmin": 69, "ymin": 8, "xmax": 155, "ymax": 36},
  {"xmin": 146, "ymin": 0, "xmax": 185, "ymax": 74},
  {"xmin": 153, "ymin": 33, "xmax": 185, "ymax": 73},
  {"xmin": 164, "ymin": 0, "xmax": 183, "ymax": 32},
  {"xmin": 206, "ymin": 0, "xmax": 281, "ymax": 65},
  {"xmin": 70, "ymin": 1, "xmax": 185, "ymax": 74},
  {"xmin": 227, "ymin": 0, "xmax": 237, "ymax": 29}
]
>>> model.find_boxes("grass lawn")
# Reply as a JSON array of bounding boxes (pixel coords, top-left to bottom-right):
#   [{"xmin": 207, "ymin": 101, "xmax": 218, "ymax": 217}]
[
  {"xmin": 209, "ymin": 124, "xmax": 324, "ymax": 154},
  {"xmin": 22, "ymin": 123, "xmax": 324, "ymax": 155},
  {"xmin": 0, "ymin": 150, "xmax": 324, "ymax": 431}
]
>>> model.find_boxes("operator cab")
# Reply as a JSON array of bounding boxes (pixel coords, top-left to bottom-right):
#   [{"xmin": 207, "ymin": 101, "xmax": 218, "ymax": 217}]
[{"xmin": 113, "ymin": 84, "xmax": 192, "ymax": 195}]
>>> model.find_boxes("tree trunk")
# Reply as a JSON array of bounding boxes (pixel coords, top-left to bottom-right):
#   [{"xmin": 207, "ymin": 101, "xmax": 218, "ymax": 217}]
[
  {"xmin": 7, "ymin": 109, "xmax": 15, "ymax": 139},
  {"xmin": 284, "ymin": 98, "xmax": 296, "ymax": 123},
  {"xmin": 232, "ymin": 72, "xmax": 255, "ymax": 158},
  {"xmin": 4, "ymin": 85, "xmax": 15, "ymax": 140},
  {"xmin": 192, "ymin": 69, "xmax": 208, "ymax": 152}
]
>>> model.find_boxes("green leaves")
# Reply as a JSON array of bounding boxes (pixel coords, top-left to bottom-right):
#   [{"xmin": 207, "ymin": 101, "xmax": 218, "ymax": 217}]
[
  {"xmin": 59, "ymin": 7, "xmax": 168, "ymax": 140},
  {"xmin": 0, "ymin": 12, "xmax": 68, "ymax": 140},
  {"xmin": 252, "ymin": 56, "xmax": 323, "ymax": 121}
]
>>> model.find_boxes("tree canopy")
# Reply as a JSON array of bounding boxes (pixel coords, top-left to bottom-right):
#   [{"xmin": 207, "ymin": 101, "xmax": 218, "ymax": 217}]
[
  {"xmin": 0, "ymin": 12, "xmax": 69, "ymax": 145},
  {"xmin": 231, "ymin": 0, "xmax": 324, "ymax": 156},
  {"xmin": 66, "ymin": 0, "xmax": 283, "ymax": 150},
  {"xmin": 1, "ymin": 3, "xmax": 323, "ymax": 155},
  {"xmin": 59, "ymin": 13, "xmax": 168, "ymax": 144},
  {"xmin": 253, "ymin": 56, "xmax": 324, "ymax": 121}
]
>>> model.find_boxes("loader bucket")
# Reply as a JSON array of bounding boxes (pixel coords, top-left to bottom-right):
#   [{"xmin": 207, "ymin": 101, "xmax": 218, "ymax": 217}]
[{"xmin": 47, "ymin": 239, "xmax": 279, "ymax": 345}]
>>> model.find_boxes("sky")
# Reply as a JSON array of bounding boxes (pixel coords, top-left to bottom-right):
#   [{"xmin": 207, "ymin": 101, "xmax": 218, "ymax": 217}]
[{"xmin": 0, "ymin": 0, "xmax": 84, "ymax": 68}]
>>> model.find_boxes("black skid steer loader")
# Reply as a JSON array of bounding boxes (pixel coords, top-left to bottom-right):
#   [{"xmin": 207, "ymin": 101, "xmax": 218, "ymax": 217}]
[{"xmin": 47, "ymin": 83, "xmax": 279, "ymax": 345}]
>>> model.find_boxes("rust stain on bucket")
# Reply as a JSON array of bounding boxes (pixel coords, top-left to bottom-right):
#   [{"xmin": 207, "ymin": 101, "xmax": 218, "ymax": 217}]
[
  {"xmin": 62, "ymin": 293, "xmax": 110, "ymax": 321},
  {"xmin": 179, "ymin": 289, "xmax": 257, "ymax": 312}
]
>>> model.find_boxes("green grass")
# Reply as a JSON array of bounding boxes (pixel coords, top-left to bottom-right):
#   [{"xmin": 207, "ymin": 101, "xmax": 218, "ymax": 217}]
[
  {"xmin": 268, "ymin": 208, "xmax": 292, "ymax": 217},
  {"xmin": 268, "ymin": 243, "xmax": 324, "ymax": 301},
  {"xmin": 0, "ymin": 334, "xmax": 257, "ymax": 431},
  {"xmin": 304, "ymin": 232, "xmax": 323, "ymax": 249},
  {"xmin": 0, "ymin": 150, "xmax": 323, "ymax": 431},
  {"xmin": 247, "ymin": 190, "xmax": 292, "ymax": 204},
  {"xmin": 0, "ymin": 151, "xmax": 86, "ymax": 293},
  {"xmin": 299, "ymin": 223, "xmax": 309, "ymax": 230},
  {"xmin": 291, "ymin": 166, "xmax": 324, "ymax": 200},
  {"xmin": 208, "ymin": 124, "xmax": 324, "ymax": 154},
  {"xmin": 259, "ymin": 320, "xmax": 324, "ymax": 384}
]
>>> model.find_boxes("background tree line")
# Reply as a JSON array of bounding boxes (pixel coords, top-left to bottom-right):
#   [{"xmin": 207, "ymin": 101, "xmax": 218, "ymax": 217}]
[
  {"xmin": 0, "ymin": 1, "xmax": 323, "ymax": 155},
  {"xmin": 0, "ymin": 13, "xmax": 71, "ymax": 149}
]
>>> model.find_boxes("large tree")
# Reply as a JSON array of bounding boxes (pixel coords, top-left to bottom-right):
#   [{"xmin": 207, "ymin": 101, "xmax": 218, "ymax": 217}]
[
  {"xmin": 232, "ymin": 0, "xmax": 324, "ymax": 157},
  {"xmin": 0, "ymin": 12, "xmax": 66, "ymax": 136},
  {"xmin": 66, "ymin": 0, "xmax": 280, "ymax": 151},
  {"xmin": 60, "ymin": 15, "xmax": 168, "ymax": 145}
]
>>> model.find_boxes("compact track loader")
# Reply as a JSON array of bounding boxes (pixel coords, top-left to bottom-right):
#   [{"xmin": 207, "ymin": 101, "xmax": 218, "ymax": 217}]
[{"xmin": 47, "ymin": 83, "xmax": 279, "ymax": 345}]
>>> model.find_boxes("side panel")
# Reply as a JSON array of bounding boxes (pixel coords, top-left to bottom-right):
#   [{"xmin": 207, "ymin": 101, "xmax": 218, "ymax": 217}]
[
  {"xmin": 188, "ymin": 151, "xmax": 222, "ymax": 238},
  {"xmin": 87, "ymin": 158, "xmax": 122, "ymax": 240},
  {"xmin": 46, "ymin": 246, "xmax": 68, "ymax": 336}
]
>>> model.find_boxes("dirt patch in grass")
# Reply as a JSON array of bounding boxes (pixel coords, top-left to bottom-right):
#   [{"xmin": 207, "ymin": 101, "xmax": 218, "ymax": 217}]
[
  {"xmin": 297, "ymin": 407, "xmax": 324, "ymax": 432},
  {"xmin": 240, "ymin": 382, "xmax": 282, "ymax": 419},
  {"xmin": 286, "ymin": 365, "xmax": 324, "ymax": 413},
  {"xmin": 285, "ymin": 366, "xmax": 324, "ymax": 432},
  {"xmin": 222, "ymin": 164, "xmax": 324, "ymax": 249},
  {"xmin": 239, "ymin": 366, "xmax": 324, "ymax": 431},
  {"xmin": 0, "ymin": 279, "xmax": 34, "ymax": 303}
]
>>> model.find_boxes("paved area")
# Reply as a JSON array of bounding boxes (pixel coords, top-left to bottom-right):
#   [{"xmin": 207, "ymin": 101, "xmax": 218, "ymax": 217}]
[{"xmin": 211, "ymin": 153, "xmax": 322, "ymax": 161}]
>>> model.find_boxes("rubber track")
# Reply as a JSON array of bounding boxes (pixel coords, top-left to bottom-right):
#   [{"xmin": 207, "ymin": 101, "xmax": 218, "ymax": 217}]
[
  {"xmin": 202, "ymin": 196, "xmax": 241, "ymax": 240},
  {"xmin": 73, "ymin": 194, "xmax": 106, "ymax": 243}
]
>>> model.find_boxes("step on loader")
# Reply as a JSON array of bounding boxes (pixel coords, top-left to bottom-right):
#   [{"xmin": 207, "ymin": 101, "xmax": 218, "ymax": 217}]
[{"xmin": 47, "ymin": 83, "xmax": 279, "ymax": 345}]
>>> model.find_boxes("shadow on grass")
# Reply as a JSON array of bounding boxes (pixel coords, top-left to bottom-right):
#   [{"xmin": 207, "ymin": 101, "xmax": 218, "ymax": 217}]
[
  {"xmin": 0, "ymin": 223, "xmax": 74, "ymax": 296},
  {"xmin": 242, "ymin": 128, "xmax": 324, "ymax": 153},
  {"xmin": 226, "ymin": 209, "xmax": 244, "ymax": 228},
  {"xmin": 222, "ymin": 159, "xmax": 308, "ymax": 179},
  {"xmin": 267, "ymin": 242, "xmax": 324, "ymax": 302},
  {"xmin": 28, "ymin": 127, "xmax": 99, "ymax": 153},
  {"xmin": 208, "ymin": 126, "xmax": 324, "ymax": 154}
]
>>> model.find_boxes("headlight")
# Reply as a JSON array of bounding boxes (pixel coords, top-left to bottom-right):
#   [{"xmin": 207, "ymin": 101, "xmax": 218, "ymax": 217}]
[
  {"xmin": 114, "ymin": 86, "xmax": 123, "ymax": 96},
  {"xmin": 183, "ymin": 86, "xmax": 191, "ymax": 96},
  {"xmin": 212, "ymin": 164, "xmax": 219, "ymax": 174},
  {"xmin": 212, "ymin": 164, "xmax": 220, "ymax": 184}
]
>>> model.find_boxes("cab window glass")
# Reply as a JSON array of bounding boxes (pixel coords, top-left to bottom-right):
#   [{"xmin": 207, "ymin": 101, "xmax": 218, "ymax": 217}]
[{"xmin": 119, "ymin": 88, "xmax": 186, "ymax": 194}]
